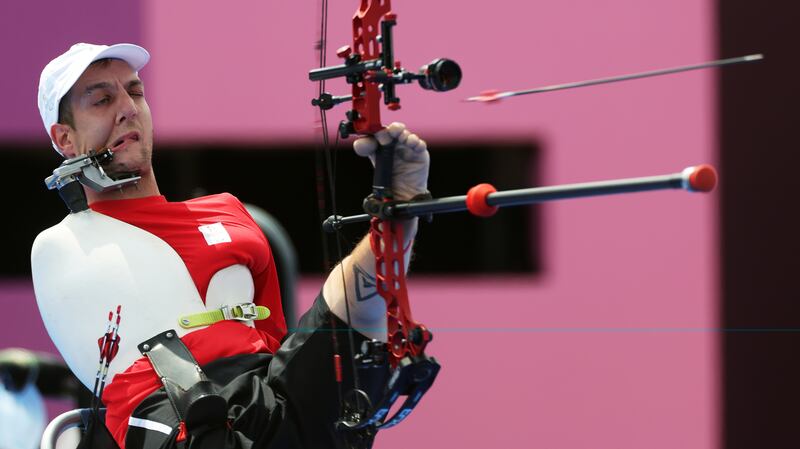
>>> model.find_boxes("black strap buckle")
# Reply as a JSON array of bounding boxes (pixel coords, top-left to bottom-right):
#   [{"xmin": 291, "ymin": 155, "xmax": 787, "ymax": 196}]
[{"xmin": 138, "ymin": 330, "xmax": 227, "ymax": 432}]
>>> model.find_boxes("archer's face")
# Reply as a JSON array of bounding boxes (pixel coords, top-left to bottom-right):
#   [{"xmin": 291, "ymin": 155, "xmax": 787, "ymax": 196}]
[{"xmin": 62, "ymin": 59, "xmax": 154, "ymax": 176}]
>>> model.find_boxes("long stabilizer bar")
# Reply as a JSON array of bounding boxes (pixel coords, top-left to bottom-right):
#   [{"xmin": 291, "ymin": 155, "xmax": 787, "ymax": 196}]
[{"xmin": 323, "ymin": 164, "xmax": 716, "ymax": 232}]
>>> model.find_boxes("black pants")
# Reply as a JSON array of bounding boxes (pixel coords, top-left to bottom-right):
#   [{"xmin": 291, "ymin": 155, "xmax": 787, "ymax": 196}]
[{"xmin": 124, "ymin": 295, "xmax": 389, "ymax": 449}]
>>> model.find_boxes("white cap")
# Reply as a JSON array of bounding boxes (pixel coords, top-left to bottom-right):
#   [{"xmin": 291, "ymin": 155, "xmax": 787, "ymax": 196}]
[{"xmin": 38, "ymin": 43, "xmax": 150, "ymax": 153}]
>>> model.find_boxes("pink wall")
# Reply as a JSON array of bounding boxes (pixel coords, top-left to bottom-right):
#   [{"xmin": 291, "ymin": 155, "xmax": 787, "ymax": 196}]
[
  {"xmin": 145, "ymin": 1, "xmax": 717, "ymax": 448},
  {"xmin": 1, "ymin": 1, "xmax": 717, "ymax": 448},
  {"xmin": 0, "ymin": 0, "xmax": 142, "ymax": 140}
]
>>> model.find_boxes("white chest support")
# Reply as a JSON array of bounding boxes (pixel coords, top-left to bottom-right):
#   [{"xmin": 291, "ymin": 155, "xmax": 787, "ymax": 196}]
[{"xmin": 31, "ymin": 210, "xmax": 255, "ymax": 389}]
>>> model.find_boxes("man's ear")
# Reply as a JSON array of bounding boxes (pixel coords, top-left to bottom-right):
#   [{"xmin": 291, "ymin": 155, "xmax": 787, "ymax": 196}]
[{"xmin": 50, "ymin": 123, "xmax": 76, "ymax": 158}]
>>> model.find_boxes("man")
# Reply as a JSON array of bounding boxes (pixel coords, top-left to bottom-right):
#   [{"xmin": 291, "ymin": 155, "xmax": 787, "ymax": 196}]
[{"xmin": 32, "ymin": 43, "xmax": 430, "ymax": 449}]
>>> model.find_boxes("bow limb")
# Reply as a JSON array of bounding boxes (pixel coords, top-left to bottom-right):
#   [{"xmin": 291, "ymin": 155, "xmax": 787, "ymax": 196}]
[{"xmin": 322, "ymin": 217, "xmax": 419, "ymax": 341}]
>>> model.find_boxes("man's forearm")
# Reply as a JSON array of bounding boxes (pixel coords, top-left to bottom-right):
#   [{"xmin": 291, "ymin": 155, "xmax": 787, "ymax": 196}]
[{"xmin": 322, "ymin": 218, "xmax": 418, "ymax": 341}]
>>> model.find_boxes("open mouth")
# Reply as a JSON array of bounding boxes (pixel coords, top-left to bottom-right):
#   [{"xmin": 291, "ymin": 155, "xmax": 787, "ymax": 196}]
[{"xmin": 110, "ymin": 132, "xmax": 140, "ymax": 151}]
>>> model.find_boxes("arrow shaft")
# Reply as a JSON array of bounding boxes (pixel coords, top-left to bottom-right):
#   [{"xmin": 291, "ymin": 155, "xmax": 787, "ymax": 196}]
[{"xmin": 469, "ymin": 54, "xmax": 763, "ymax": 101}]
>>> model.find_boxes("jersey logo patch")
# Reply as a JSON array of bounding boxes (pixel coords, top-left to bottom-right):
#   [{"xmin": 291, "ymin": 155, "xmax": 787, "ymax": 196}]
[{"xmin": 198, "ymin": 222, "xmax": 232, "ymax": 245}]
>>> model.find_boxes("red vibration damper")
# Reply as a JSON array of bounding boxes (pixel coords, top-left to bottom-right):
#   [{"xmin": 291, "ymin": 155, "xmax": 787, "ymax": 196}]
[
  {"xmin": 688, "ymin": 164, "xmax": 717, "ymax": 192},
  {"xmin": 466, "ymin": 183, "xmax": 499, "ymax": 217}
]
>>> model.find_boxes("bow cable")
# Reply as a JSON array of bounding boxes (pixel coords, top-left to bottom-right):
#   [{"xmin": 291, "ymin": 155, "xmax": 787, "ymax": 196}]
[{"xmin": 315, "ymin": 0, "xmax": 366, "ymax": 429}]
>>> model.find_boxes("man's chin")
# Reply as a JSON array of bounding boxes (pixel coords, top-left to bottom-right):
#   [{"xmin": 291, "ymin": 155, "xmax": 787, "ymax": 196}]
[
  {"xmin": 103, "ymin": 160, "xmax": 147, "ymax": 179},
  {"xmin": 105, "ymin": 149, "xmax": 152, "ymax": 176},
  {"xmin": 104, "ymin": 168, "xmax": 141, "ymax": 181}
]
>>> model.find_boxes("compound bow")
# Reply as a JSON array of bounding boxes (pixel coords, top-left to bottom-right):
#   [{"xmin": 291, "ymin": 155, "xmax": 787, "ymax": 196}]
[
  {"xmin": 310, "ymin": 0, "xmax": 460, "ymax": 440},
  {"xmin": 308, "ymin": 0, "xmax": 755, "ymax": 446}
]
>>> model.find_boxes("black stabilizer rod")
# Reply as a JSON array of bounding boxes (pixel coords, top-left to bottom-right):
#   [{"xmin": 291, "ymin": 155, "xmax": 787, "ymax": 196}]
[{"xmin": 322, "ymin": 164, "xmax": 717, "ymax": 233}]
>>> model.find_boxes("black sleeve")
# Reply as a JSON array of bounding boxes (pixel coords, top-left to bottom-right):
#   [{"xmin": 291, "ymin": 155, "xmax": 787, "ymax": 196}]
[
  {"xmin": 267, "ymin": 292, "xmax": 390, "ymax": 449},
  {"xmin": 125, "ymin": 293, "xmax": 389, "ymax": 449}
]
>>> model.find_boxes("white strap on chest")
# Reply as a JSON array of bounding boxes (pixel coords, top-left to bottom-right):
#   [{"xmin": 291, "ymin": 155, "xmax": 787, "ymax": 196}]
[{"xmin": 31, "ymin": 210, "xmax": 255, "ymax": 389}]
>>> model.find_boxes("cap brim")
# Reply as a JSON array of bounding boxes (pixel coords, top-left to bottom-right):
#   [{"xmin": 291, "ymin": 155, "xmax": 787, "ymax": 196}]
[{"xmin": 93, "ymin": 43, "xmax": 150, "ymax": 72}]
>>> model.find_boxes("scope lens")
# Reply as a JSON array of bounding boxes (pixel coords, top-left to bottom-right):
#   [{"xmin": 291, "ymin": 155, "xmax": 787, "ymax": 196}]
[{"xmin": 418, "ymin": 58, "xmax": 462, "ymax": 92}]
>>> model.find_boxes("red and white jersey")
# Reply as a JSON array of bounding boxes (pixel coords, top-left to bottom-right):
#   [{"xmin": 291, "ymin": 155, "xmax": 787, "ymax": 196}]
[{"xmin": 48, "ymin": 193, "xmax": 286, "ymax": 446}]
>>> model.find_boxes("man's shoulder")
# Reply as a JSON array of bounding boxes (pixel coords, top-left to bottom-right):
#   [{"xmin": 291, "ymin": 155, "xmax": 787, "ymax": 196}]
[
  {"xmin": 185, "ymin": 192, "xmax": 252, "ymax": 219},
  {"xmin": 186, "ymin": 192, "xmax": 244, "ymax": 208},
  {"xmin": 30, "ymin": 214, "xmax": 89, "ymax": 286},
  {"xmin": 30, "ymin": 210, "xmax": 160, "ymax": 261},
  {"xmin": 31, "ymin": 214, "xmax": 77, "ymax": 257}
]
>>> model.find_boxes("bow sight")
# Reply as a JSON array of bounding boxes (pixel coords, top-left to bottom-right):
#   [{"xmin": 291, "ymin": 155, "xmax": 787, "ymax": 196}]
[{"xmin": 309, "ymin": 12, "xmax": 461, "ymax": 138}]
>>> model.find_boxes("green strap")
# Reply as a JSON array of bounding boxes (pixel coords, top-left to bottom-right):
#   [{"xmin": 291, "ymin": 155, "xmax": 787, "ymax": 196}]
[{"xmin": 178, "ymin": 303, "xmax": 270, "ymax": 329}]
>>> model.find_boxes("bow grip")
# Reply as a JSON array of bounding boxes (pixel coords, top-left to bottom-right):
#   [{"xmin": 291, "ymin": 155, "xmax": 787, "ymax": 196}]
[{"xmin": 372, "ymin": 140, "xmax": 395, "ymax": 200}]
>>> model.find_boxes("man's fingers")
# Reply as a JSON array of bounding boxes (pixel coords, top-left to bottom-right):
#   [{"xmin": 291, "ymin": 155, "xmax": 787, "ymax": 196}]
[
  {"xmin": 358, "ymin": 122, "xmax": 427, "ymax": 159},
  {"xmin": 353, "ymin": 137, "xmax": 378, "ymax": 157},
  {"xmin": 405, "ymin": 133, "xmax": 420, "ymax": 149},
  {"xmin": 386, "ymin": 122, "xmax": 406, "ymax": 138},
  {"xmin": 375, "ymin": 122, "xmax": 406, "ymax": 146},
  {"xmin": 374, "ymin": 129, "xmax": 393, "ymax": 146}
]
